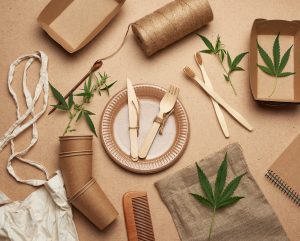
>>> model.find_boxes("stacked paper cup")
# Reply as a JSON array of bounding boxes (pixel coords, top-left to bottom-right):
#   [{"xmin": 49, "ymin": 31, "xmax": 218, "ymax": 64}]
[{"xmin": 59, "ymin": 135, "xmax": 118, "ymax": 230}]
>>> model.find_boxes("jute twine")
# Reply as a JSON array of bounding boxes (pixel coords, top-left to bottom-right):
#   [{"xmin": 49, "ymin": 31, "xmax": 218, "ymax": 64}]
[
  {"xmin": 131, "ymin": 0, "xmax": 213, "ymax": 56},
  {"xmin": 101, "ymin": 0, "xmax": 213, "ymax": 60}
]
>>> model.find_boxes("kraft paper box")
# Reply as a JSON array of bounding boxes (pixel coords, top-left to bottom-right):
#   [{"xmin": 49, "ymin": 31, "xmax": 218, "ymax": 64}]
[
  {"xmin": 249, "ymin": 19, "xmax": 300, "ymax": 105},
  {"xmin": 37, "ymin": 0, "xmax": 126, "ymax": 53}
]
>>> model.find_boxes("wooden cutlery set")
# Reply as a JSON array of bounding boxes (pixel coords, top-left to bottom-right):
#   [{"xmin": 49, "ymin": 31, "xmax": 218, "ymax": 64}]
[
  {"xmin": 122, "ymin": 81, "xmax": 180, "ymax": 241},
  {"xmin": 127, "ymin": 78, "xmax": 179, "ymax": 161}
]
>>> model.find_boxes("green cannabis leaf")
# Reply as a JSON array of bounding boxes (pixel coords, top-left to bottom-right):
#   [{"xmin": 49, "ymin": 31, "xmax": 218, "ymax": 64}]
[
  {"xmin": 190, "ymin": 153, "xmax": 246, "ymax": 240},
  {"xmin": 197, "ymin": 34, "xmax": 227, "ymax": 62},
  {"xmin": 50, "ymin": 72, "xmax": 117, "ymax": 136},
  {"xmin": 197, "ymin": 34, "xmax": 248, "ymax": 95},
  {"xmin": 224, "ymin": 51, "xmax": 248, "ymax": 95},
  {"xmin": 257, "ymin": 33, "xmax": 295, "ymax": 97},
  {"xmin": 49, "ymin": 83, "xmax": 69, "ymax": 110}
]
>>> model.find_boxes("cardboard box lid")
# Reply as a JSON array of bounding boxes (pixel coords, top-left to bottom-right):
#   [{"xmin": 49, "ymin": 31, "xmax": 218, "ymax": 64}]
[
  {"xmin": 37, "ymin": 0, "xmax": 125, "ymax": 53},
  {"xmin": 249, "ymin": 19, "xmax": 300, "ymax": 104}
]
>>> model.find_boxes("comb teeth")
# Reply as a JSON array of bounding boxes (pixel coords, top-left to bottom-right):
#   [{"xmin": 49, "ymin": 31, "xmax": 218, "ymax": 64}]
[
  {"xmin": 132, "ymin": 196, "xmax": 155, "ymax": 241},
  {"xmin": 123, "ymin": 192, "xmax": 155, "ymax": 241}
]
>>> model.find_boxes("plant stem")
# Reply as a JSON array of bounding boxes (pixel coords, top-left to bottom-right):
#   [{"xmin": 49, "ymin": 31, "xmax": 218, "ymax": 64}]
[
  {"xmin": 228, "ymin": 78, "xmax": 237, "ymax": 96},
  {"xmin": 62, "ymin": 83, "xmax": 99, "ymax": 136},
  {"xmin": 63, "ymin": 115, "xmax": 73, "ymax": 136},
  {"xmin": 269, "ymin": 76, "xmax": 278, "ymax": 97},
  {"xmin": 218, "ymin": 56, "xmax": 228, "ymax": 74},
  {"xmin": 208, "ymin": 208, "xmax": 216, "ymax": 240},
  {"xmin": 216, "ymin": 55, "xmax": 237, "ymax": 96},
  {"xmin": 62, "ymin": 109, "xmax": 80, "ymax": 136}
]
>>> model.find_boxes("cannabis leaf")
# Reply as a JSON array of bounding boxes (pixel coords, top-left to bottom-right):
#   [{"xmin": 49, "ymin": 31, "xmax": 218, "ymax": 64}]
[
  {"xmin": 84, "ymin": 110, "xmax": 97, "ymax": 136},
  {"xmin": 197, "ymin": 34, "xmax": 248, "ymax": 95},
  {"xmin": 190, "ymin": 153, "xmax": 246, "ymax": 240},
  {"xmin": 257, "ymin": 33, "xmax": 295, "ymax": 97},
  {"xmin": 197, "ymin": 34, "xmax": 226, "ymax": 62},
  {"xmin": 50, "ymin": 72, "xmax": 116, "ymax": 136},
  {"xmin": 224, "ymin": 51, "xmax": 248, "ymax": 95},
  {"xmin": 49, "ymin": 83, "xmax": 69, "ymax": 110}
]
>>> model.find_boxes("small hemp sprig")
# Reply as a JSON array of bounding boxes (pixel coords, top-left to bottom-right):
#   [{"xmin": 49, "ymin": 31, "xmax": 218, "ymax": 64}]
[
  {"xmin": 190, "ymin": 153, "xmax": 246, "ymax": 240},
  {"xmin": 257, "ymin": 33, "xmax": 295, "ymax": 97},
  {"xmin": 49, "ymin": 72, "xmax": 117, "ymax": 136},
  {"xmin": 197, "ymin": 34, "xmax": 248, "ymax": 96}
]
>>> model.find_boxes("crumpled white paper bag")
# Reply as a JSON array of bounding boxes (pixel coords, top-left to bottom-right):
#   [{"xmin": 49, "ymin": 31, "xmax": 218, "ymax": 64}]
[{"xmin": 0, "ymin": 171, "xmax": 79, "ymax": 241}]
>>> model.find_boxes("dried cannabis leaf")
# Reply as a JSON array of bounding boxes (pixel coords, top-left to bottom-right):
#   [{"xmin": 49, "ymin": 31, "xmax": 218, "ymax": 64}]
[
  {"xmin": 190, "ymin": 153, "xmax": 246, "ymax": 240},
  {"xmin": 257, "ymin": 33, "xmax": 295, "ymax": 97}
]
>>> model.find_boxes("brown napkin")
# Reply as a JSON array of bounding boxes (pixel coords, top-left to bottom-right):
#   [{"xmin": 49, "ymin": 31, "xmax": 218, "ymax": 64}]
[{"xmin": 155, "ymin": 144, "xmax": 289, "ymax": 241}]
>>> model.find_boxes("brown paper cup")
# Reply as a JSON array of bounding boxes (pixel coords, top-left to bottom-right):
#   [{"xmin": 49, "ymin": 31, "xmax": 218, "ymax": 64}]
[
  {"xmin": 71, "ymin": 179, "xmax": 118, "ymax": 230},
  {"xmin": 59, "ymin": 135, "xmax": 93, "ymax": 153},
  {"xmin": 59, "ymin": 151, "xmax": 92, "ymax": 198}
]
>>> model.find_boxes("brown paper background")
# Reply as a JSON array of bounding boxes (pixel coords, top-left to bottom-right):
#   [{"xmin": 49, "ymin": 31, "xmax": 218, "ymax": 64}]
[{"xmin": 0, "ymin": 1, "xmax": 300, "ymax": 240}]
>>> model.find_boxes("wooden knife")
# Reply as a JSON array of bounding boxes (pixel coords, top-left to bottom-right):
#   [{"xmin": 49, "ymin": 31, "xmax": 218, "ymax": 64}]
[{"xmin": 127, "ymin": 78, "xmax": 140, "ymax": 161}]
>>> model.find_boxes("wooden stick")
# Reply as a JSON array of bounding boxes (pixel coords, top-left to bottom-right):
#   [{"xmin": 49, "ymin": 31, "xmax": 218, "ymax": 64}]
[{"xmin": 48, "ymin": 59, "xmax": 103, "ymax": 115}]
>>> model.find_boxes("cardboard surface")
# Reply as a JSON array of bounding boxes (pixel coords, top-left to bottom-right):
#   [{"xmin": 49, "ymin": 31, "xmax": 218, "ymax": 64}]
[
  {"xmin": 37, "ymin": 0, "xmax": 126, "ymax": 53},
  {"xmin": 59, "ymin": 136, "xmax": 118, "ymax": 230},
  {"xmin": 1, "ymin": 1, "xmax": 300, "ymax": 241},
  {"xmin": 59, "ymin": 152, "xmax": 92, "ymax": 197},
  {"xmin": 250, "ymin": 19, "xmax": 300, "ymax": 103},
  {"xmin": 59, "ymin": 135, "xmax": 93, "ymax": 153},
  {"xmin": 268, "ymin": 134, "xmax": 300, "ymax": 197},
  {"xmin": 72, "ymin": 179, "xmax": 119, "ymax": 230}
]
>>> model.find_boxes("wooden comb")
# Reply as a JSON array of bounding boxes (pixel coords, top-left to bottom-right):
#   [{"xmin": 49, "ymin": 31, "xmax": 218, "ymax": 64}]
[{"xmin": 123, "ymin": 191, "xmax": 155, "ymax": 241}]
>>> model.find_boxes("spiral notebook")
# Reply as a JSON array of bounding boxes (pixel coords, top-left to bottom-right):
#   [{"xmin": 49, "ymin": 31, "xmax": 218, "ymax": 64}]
[{"xmin": 265, "ymin": 134, "xmax": 300, "ymax": 206}]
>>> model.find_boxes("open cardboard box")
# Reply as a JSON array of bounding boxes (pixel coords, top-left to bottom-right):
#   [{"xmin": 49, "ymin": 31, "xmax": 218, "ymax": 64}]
[
  {"xmin": 250, "ymin": 19, "xmax": 300, "ymax": 105},
  {"xmin": 38, "ymin": 0, "xmax": 126, "ymax": 53}
]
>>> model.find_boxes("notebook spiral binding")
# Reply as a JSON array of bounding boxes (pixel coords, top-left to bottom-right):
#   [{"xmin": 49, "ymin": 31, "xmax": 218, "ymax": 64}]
[{"xmin": 265, "ymin": 170, "xmax": 300, "ymax": 206}]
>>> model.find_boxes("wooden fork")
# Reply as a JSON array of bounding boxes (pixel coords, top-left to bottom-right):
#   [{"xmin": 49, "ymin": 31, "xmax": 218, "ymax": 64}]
[{"xmin": 139, "ymin": 86, "xmax": 179, "ymax": 159}]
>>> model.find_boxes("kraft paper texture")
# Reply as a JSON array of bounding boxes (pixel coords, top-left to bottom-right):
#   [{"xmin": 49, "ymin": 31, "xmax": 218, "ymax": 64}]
[
  {"xmin": 249, "ymin": 19, "xmax": 300, "ymax": 103},
  {"xmin": 1, "ymin": 1, "xmax": 300, "ymax": 241}
]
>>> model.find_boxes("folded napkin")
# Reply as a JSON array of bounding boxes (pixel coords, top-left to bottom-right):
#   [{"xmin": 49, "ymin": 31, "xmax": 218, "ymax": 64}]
[{"xmin": 155, "ymin": 144, "xmax": 289, "ymax": 241}]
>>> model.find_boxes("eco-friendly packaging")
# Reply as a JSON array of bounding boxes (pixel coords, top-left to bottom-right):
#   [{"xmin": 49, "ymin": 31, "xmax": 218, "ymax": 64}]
[
  {"xmin": 37, "ymin": 0, "xmax": 126, "ymax": 53},
  {"xmin": 59, "ymin": 135, "xmax": 93, "ymax": 152},
  {"xmin": 59, "ymin": 135, "xmax": 118, "ymax": 230},
  {"xmin": 59, "ymin": 151, "xmax": 92, "ymax": 197},
  {"xmin": 71, "ymin": 179, "xmax": 118, "ymax": 230},
  {"xmin": 249, "ymin": 19, "xmax": 300, "ymax": 105}
]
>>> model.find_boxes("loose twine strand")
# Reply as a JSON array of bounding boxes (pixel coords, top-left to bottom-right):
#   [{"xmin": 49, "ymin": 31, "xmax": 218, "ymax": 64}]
[
  {"xmin": 100, "ymin": 23, "xmax": 133, "ymax": 61},
  {"xmin": 100, "ymin": 0, "xmax": 213, "ymax": 60}
]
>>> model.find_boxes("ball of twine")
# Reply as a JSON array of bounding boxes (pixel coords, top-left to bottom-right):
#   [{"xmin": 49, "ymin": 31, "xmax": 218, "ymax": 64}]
[{"xmin": 132, "ymin": 0, "xmax": 213, "ymax": 56}]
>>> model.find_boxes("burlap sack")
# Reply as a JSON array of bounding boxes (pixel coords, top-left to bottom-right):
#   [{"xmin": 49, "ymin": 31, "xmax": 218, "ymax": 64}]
[{"xmin": 155, "ymin": 144, "xmax": 289, "ymax": 241}]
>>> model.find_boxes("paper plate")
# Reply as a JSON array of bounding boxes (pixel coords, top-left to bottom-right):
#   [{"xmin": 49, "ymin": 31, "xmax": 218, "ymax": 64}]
[{"xmin": 100, "ymin": 84, "xmax": 189, "ymax": 174}]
